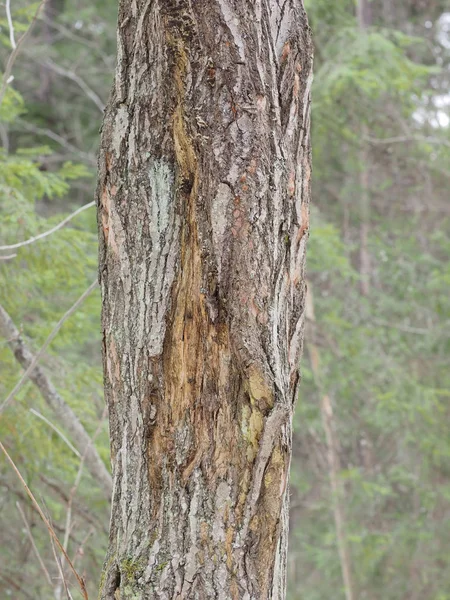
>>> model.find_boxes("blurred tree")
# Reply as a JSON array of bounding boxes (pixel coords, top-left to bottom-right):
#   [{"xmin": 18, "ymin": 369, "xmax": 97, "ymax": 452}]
[{"xmin": 289, "ymin": 1, "xmax": 450, "ymax": 599}]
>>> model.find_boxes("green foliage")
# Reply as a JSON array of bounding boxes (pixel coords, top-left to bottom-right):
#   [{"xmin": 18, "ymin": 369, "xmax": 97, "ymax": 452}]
[
  {"xmin": 0, "ymin": 80, "xmax": 105, "ymax": 597},
  {"xmin": 317, "ymin": 28, "xmax": 435, "ymax": 99},
  {"xmin": 307, "ymin": 208, "xmax": 357, "ymax": 279},
  {"xmin": 0, "ymin": 86, "xmax": 25, "ymax": 122}
]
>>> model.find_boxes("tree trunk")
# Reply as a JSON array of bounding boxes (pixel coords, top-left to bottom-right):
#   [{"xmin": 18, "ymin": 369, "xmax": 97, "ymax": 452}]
[
  {"xmin": 358, "ymin": 0, "xmax": 372, "ymax": 298},
  {"xmin": 305, "ymin": 286, "xmax": 355, "ymax": 600},
  {"xmin": 96, "ymin": 2, "xmax": 312, "ymax": 598}
]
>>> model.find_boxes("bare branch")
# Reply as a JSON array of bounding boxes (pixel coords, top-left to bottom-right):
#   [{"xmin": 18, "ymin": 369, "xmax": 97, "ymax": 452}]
[
  {"xmin": 0, "ymin": 572, "xmax": 35, "ymax": 600},
  {"xmin": 0, "ymin": 201, "xmax": 95, "ymax": 251},
  {"xmin": 29, "ymin": 409, "xmax": 81, "ymax": 458},
  {"xmin": 38, "ymin": 475, "xmax": 106, "ymax": 533},
  {"xmin": 306, "ymin": 284, "xmax": 356, "ymax": 600},
  {"xmin": 16, "ymin": 501, "xmax": 54, "ymax": 588},
  {"xmin": 5, "ymin": 0, "xmax": 17, "ymax": 49},
  {"xmin": 39, "ymin": 15, "xmax": 114, "ymax": 69},
  {"xmin": 365, "ymin": 133, "xmax": 450, "ymax": 150},
  {"xmin": 0, "ymin": 122, "xmax": 9, "ymax": 152},
  {"xmin": 60, "ymin": 407, "xmax": 107, "ymax": 589},
  {"xmin": 0, "ymin": 281, "xmax": 98, "ymax": 413},
  {"xmin": 71, "ymin": 528, "xmax": 94, "ymax": 571},
  {"xmin": 0, "ymin": 253, "xmax": 17, "ymax": 260},
  {"xmin": 15, "ymin": 119, "xmax": 96, "ymax": 165},
  {"xmin": 0, "ymin": 284, "xmax": 112, "ymax": 499},
  {"xmin": 371, "ymin": 318, "xmax": 430, "ymax": 335},
  {"xmin": 0, "ymin": 1, "xmax": 43, "ymax": 108},
  {"xmin": 0, "ymin": 441, "xmax": 89, "ymax": 600},
  {"xmin": 40, "ymin": 59, "xmax": 105, "ymax": 113},
  {"xmin": 50, "ymin": 528, "xmax": 74, "ymax": 600}
]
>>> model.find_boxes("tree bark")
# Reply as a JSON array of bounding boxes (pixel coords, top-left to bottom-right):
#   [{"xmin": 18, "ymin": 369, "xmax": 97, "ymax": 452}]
[{"xmin": 96, "ymin": 2, "xmax": 312, "ymax": 598}]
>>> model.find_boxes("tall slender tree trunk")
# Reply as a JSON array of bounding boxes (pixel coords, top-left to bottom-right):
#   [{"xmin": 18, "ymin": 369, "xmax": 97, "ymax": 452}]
[
  {"xmin": 306, "ymin": 286, "xmax": 355, "ymax": 600},
  {"xmin": 37, "ymin": 0, "xmax": 63, "ymax": 103},
  {"xmin": 357, "ymin": 0, "xmax": 372, "ymax": 298},
  {"xmin": 96, "ymin": 2, "xmax": 312, "ymax": 598}
]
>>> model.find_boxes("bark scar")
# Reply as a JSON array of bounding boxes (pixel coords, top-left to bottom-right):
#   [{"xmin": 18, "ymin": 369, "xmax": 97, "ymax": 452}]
[{"xmin": 238, "ymin": 403, "xmax": 290, "ymax": 544}]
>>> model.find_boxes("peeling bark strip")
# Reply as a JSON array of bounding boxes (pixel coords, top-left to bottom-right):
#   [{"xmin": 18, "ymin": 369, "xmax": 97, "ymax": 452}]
[{"xmin": 96, "ymin": 1, "xmax": 312, "ymax": 598}]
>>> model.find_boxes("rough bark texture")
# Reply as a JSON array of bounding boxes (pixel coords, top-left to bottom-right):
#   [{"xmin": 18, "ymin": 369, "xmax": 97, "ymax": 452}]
[{"xmin": 96, "ymin": 1, "xmax": 312, "ymax": 598}]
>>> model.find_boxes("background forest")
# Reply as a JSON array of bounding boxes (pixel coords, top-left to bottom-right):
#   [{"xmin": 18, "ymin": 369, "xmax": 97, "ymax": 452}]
[{"xmin": 0, "ymin": 0, "xmax": 449, "ymax": 598}]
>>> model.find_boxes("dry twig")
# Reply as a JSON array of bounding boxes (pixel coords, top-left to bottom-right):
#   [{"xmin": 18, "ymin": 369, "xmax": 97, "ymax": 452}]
[
  {"xmin": 0, "ymin": 201, "xmax": 95, "ymax": 251},
  {"xmin": 0, "ymin": 441, "xmax": 89, "ymax": 599}
]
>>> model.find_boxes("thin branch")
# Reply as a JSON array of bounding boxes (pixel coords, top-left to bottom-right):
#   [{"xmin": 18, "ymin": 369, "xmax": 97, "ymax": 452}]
[
  {"xmin": 365, "ymin": 133, "xmax": 450, "ymax": 150},
  {"xmin": 320, "ymin": 394, "xmax": 355, "ymax": 600},
  {"xmin": 71, "ymin": 528, "xmax": 94, "ymax": 571},
  {"xmin": 0, "ymin": 1, "xmax": 43, "ymax": 108},
  {"xmin": 40, "ymin": 59, "xmax": 104, "ymax": 113},
  {"xmin": 0, "ymin": 285, "xmax": 112, "ymax": 499},
  {"xmin": 16, "ymin": 501, "xmax": 53, "ymax": 588},
  {"xmin": 426, "ymin": 161, "xmax": 450, "ymax": 181},
  {"xmin": 0, "ymin": 572, "xmax": 35, "ymax": 600},
  {"xmin": 2, "ymin": 480, "xmax": 63, "ymax": 534},
  {"xmin": 0, "ymin": 441, "xmax": 89, "ymax": 599},
  {"xmin": 15, "ymin": 119, "xmax": 96, "ymax": 165},
  {"xmin": 371, "ymin": 318, "xmax": 430, "ymax": 335},
  {"xmin": 0, "ymin": 253, "xmax": 17, "ymax": 260},
  {"xmin": 29, "ymin": 409, "xmax": 81, "ymax": 458},
  {"xmin": 38, "ymin": 475, "xmax": 106, "ymax": 533},
  {"xmin": 0, "ymin": 122, "xmax": 9, "ymax": 152},
  {"xmin": 306, "ymin": 283, "xmax": 356, "ymax": 600},
  {"xmin": 39, "ymin": 14, "xmax": 114, "ymax": 69},
  {"xmin": 60, "ymin": 407, "xmax": 106, "ymax": 587},
  {"xmin": 0, "ymin": 201, "xmax": 95, "ymax": 251},
  {"xmin": 5, "ymin": 0, "xmax": 17, "ymax": 49},
  {"xmin": 0, "ymin": 281, "xmax": 97, "ymax": 414},
  {"xmin": 50, "ymin": 529, "xmax": 74, "ymax": 600}
]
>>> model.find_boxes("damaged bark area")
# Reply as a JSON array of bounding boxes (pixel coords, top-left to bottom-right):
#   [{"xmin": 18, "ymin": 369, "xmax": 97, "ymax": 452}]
[{"xmin": 96, "ymin": 1, "xmax": 312, "ymax": 598}]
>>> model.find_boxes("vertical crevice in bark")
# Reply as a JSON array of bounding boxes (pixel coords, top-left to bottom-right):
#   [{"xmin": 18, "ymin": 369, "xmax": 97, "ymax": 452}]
[{"xmin": 96, "ymin": 1, "xmax": 312, "ymax": 598}]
